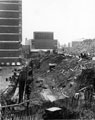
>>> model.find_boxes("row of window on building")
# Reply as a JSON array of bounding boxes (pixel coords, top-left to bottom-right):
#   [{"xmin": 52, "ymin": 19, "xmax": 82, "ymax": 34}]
[{"xmin": 0, "ymin": 62, "xmax": 21, "ymax": 66}]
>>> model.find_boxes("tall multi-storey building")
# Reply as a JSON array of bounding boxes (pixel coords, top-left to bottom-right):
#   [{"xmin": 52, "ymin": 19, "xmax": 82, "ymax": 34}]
[
  {"xmin": 0, "ymin": 0, "xmax": 22, "ymax": 66},
  {"xmin": 31, "ymin": 32, "xmax": 58, "ymax": 51}
]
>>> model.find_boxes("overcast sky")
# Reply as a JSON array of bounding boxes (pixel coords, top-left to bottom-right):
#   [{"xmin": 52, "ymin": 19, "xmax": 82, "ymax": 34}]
[{"xmin": 22, "ymin": 0, "xmax": 95, "ymax": 45}]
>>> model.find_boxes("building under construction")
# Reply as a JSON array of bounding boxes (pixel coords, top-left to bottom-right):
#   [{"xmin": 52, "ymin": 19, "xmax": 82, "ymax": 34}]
[{"xmin": 0, "ymin": 0, "xmax": 22, "ymax": 66}]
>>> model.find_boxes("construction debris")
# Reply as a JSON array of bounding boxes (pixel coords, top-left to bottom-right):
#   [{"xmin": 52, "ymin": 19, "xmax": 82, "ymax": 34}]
[{"xmin": 1, "ymin": 53, "xmax": 95, "ymax": 119}]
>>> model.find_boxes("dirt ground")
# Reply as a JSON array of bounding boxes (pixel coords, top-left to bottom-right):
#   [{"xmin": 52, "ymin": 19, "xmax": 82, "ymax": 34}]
[{"xmin": 0, "ymin": 67, "xmax": 18, "ymax": 91}]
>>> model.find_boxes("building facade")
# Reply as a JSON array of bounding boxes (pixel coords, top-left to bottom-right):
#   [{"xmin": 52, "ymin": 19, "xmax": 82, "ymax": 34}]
[
  {"xmin": 0, "ymin": 0, "xmax": 22, "ymax": 66},
  {"xmin": 31, "ymin": 32, "xmax": 58, "ymax": 51}
]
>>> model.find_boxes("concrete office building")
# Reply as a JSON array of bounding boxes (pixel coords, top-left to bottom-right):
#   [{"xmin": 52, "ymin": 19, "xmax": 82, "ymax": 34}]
[
  {"xmin": 31, "ymin": 32, "xmax": 58, "ymax": 51},
  {"xmin": 0, "ymin": 0, "xmax": 22, "ymax": 66}
]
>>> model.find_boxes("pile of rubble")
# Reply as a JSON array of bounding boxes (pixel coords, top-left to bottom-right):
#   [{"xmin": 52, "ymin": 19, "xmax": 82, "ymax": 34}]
[
  {"xmin": 31, "ymin": 54, "xmax": 95, "ymax": 98},
  {"xmin": 1, "ymin": 53, "xmax": 95, "ymax": 119},
  {"xmin": 28, "ymin": 53, "xmax": 95, "ymax": 119}
]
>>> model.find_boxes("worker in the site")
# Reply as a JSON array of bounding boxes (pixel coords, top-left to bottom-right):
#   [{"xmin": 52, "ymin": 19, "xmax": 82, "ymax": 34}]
[
  {"xmin": 53, "ymin": 49, "xmax": 57, "ymax": 54},
  {"xmin": 93, "ymin": 78, "xmax": 95, "ymax": 93},
  {"xmin": 85, "ymin": 86, "xmax": 94, "ymax": 103},
  {"xmin": 78, "ymin": 91, "xmax": 85, "ymax": 109},
  {"xmin": 80, "ymin": 52, "xmax": 89, "ymax": 59},
  {"xmin": 19, "ymin": 66, "xmax": 27, "ymax": 103},
  {"xmin": 25, "ymin": 60, "xmax": 34, "ymax": 110},
  {"xmin": 25, "ymin": 69, "xmax": 33, "ymax": 100},
  {"xmin": 35, "ymin": 57, "xmax": 41, "ymax": 69}
]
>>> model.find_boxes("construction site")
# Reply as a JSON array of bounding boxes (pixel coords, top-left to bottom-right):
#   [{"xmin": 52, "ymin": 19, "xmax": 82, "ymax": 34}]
[
  {"xmin": 0, "ymin": 51, "xmax": 95, "ymax": 120},
  {"xmin": 0, "ymin": 0, "xmax": 95, "ymax": 120}
]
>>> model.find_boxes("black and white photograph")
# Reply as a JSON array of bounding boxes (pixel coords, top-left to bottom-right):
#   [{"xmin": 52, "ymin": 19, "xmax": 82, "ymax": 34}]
[{"xmin": 0, "ymin": 0, "xmax": 95, "ymax": 119}]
